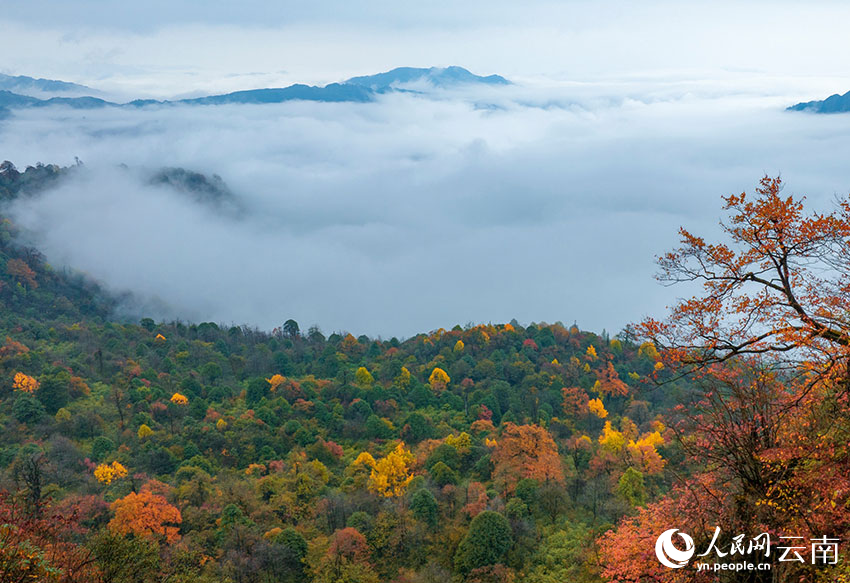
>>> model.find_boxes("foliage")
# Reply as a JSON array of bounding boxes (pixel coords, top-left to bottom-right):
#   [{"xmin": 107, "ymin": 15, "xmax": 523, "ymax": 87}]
[
  {"xmin": 108, "ymin": 486, "xmax": 182, "ymax": 543},
  {"xmin": 454, "ymin": 510, "xmax": 512, "ymax": 573},
  {"xmin": 94, "ymin": 461, "xmax": 128, "ymax": 485},
  {"xmin": 367, "ymin": 443, "xmax": 414, "ymax": 498},
  {"xmin": 491, "ymin": 423, "xmax": 564, "ymax": 494},
  {"xmin": 0, "ymin": 180, "xmax": 704, "ymax": 582}
]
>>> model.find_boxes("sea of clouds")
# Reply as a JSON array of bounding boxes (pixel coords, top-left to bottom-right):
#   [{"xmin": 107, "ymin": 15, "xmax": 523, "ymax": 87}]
[{"xmin": 2, "ymin": 78, "xmax": 850, "ymax": 338}]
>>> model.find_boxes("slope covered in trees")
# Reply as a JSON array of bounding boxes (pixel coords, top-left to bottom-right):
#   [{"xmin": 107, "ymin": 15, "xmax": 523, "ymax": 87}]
[
  {"xmin": 0, "ymin": 164, "xmax": 686, "ymax": 581},
  {"xmin": 2, "ymin": 172, "xmax": 847, "ymax": 582}
]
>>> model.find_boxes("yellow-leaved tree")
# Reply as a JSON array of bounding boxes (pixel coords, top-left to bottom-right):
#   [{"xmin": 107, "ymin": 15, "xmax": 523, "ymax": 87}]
[
  {"xmin": 355, "ymin": 367, "xmax": 374, "ymax": 388},
  {"xmin": 94, "ymin": 461, "xmax": 128, "ymax": 484},
  {"xmin": 266, "ymin": 374, "xmax": 286, "ymax": 391},
  {"xmin": 367, "ymin": 443, "xmax": 414, "ymax": 498},
  {"xmin": 587, "ymin": 398, "xmax": 608, "ymax": 418},
  {"xmin": 428, "ymin": 367, "xmax": 450, "ymax": 391},
  {"xmin": 394, "ymin": 366, "xmax": 411, "ymax": 389}
]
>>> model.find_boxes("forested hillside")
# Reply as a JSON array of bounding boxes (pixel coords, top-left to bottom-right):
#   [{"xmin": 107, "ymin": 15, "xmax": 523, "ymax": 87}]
[
  {"xmin": 0, "ymin": 162, "xmax": 684, "ymax": 582},
  {"xmin": 3, "ymin": 167, "xmax": 849, "ymax": 583}
]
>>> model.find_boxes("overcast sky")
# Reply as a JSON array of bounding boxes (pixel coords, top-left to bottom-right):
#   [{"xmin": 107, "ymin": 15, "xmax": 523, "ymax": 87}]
[
  {"xmin": 4, "ymin": 1, "xmax": 850, "ymax": 98},
  {"xmin": 3, "ymin": 2, "xmax": 850, "ymax": 338}
]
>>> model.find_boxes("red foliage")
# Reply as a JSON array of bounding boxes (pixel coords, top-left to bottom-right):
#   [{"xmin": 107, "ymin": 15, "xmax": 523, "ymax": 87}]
[
  {"xmin": 462, "ymin": 482, "xmax": 488, "ymax": 518},
  {"xmin": 0, "ymin": 493, "xmax": 98, "ymax": 583},
  {"xmin": 327, "ymin": 527, "xmax": 370, "ymax": 563}
]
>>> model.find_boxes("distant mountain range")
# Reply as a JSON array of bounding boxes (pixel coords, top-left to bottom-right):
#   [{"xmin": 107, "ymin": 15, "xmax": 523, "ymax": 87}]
[
  {"xmin": 788, "ymin": 91, "xmax": 850, "ymax": 113},
  {"xmin": 0, "ymin": 73, "xmax": 92, "ymax": 96},
  {"xmin": 0, "ymin": 66, "xmax": 510, "ymax": 113}
]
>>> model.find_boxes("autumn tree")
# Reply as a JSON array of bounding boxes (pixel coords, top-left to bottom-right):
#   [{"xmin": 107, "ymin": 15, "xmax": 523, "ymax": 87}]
[
  {"xmin": 642, "ymin": 178, "xmax": 850, "ymax": 527},
  {"xmin": 428, "ymin": 367, "xmax": 450, "ymax": 391},
  {"xmin": 595, "ymin": 361, "xmax": 629, "ymax": 397},
  {"xmin": 5, "ymin": 259, "xmax": 37, "ymax": 289},
  {"xmin": 561, "ymin": 386, "xmax": 589, "ymax": 418},
  {"xmin": 366, "ymin": 443, "xmax": 414, "ymax": 498},
  {"xmin": 355, "ymin": 366, "xmax": 374, "ymax": 388},
  {"xmin": 602, "ymin": 177, "xmax": 850, "ymax": 582},
  {"xmin": 491, "ymin": 423, "xmax": 564, "ymax": 494},
  {"xmin": 108, "ymin": 485, "xmax": 182, "ymax": 544},
  {"xmin": 0, "ymin": 493, "xmax": 97, "ymax": 583},
  {"xmin": 310, "ymin": 527, "xmax": 379, "ymax": 583},
  {"xmin": 94, "ymin": 461, "xmax": 128, "ymax": 485},
  {"xmin": 641, "ymin": 175, "xmax": 850, "ymax": 380},
  {"xmin": 12, "ymin": 372, "xmax": 38, "ymax": 393}
]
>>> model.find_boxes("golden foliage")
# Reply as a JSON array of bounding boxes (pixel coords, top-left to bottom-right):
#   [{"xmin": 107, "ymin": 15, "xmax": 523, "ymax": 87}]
[
  {"xmin": 395, "ymin": 366, "xmax": 411, "ymax": 388},
  {"xmin": 445, "ymin": 432, "xmax": 472, "ymax": 454},
  {"xmin": 598, "ymin": 421, "xmax": 626, "ymax": 453},
  {"xmin": 94, "ymin": 461, "xmax": 128, "ymax": 485},
  {"xmin": 352, "ymin": 452, "xmax": 377, "ymax": 469},
  {"xmin": 428, "ymin": 367, "xmax": 450, "ymax": 391},
  {"xmin": 367, "ymin": 443, "xmax": 414, "ymax": 498},
  {"xmin": 138, "ymin": 424, "xmax": 154, "ymax": 439},
  {"xmin": 170, "ymin": 392, "xmax": 188, "ymax": 405},
  {"xmin": 637, "ymin": 342, "xmax": 659, "ymax": 359},
  {"xmin": 355, "ymin": 367, "xmax": 374, "ymax": 387},
  {"xmin": 588, "ymin": 398, "xmax": 608, "ymax": 418},
  {"xmin": 12, "ymin": 372, "xmax": 38, "ymax": 393},
  {"xmin": 626, "ymin": 431, "xmax": 666, "ymax": 474},
  {"xmin": 266, "ymin": 374, "xmax": 286, "ymax": 391}
]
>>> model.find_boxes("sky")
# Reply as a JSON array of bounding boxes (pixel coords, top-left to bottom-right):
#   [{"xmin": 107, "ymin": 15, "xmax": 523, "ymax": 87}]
[
  {"xmin": 4, "ymin": 1, "xmax": 850, "ymax": 98},
  {"xmin": 3, "ymin": 2, "xmax": 850, "ymax": 338}
]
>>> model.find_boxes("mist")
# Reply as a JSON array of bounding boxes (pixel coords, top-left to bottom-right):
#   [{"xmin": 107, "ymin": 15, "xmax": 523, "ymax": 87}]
[{"xmin": 3, "ymin": 79, "xmax": 850, "ymax": 338}]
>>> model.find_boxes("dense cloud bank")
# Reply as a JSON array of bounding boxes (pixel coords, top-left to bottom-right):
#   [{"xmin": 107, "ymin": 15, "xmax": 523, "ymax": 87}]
[{"xmin": 3, "ymin": 82, "xmax": 850, "ymax": 337}]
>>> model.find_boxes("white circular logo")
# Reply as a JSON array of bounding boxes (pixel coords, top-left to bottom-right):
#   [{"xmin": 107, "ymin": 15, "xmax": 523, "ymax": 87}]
[{"xmin": 655, "ymin": 529, "xmax": 695, "ymax": 568}]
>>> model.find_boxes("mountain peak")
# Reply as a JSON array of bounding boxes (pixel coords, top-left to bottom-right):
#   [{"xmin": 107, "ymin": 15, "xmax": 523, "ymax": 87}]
[{"xmin": 344, "ymin": 66, "xmax": 510, "ymax": 90}]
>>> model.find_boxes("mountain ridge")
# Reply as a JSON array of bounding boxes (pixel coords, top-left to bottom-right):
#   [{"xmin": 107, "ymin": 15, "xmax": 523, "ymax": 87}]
[
  {"xmin": 787, "ymin": 90, "xmax": 850, "ymax": 113},
  {"xmin": 0, "ymin": 66, "xmax": 510, "ymax": 112}
]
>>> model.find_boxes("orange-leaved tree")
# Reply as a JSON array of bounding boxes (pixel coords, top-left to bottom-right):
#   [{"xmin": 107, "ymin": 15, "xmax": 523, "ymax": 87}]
[
  {"xmin": 108, "ymin": 483, "xmax": 182, "ymax": 544},
  {"xmin": 642, "ymin": 175, "xmax": 850, "ymax": 381},
  {"xmin": 601, "ymin": 177, "xmax": 850, "ymax": 582},
  {"xmin": 491, "ymin": 423, "xmax": 564, "ymax": 494}
]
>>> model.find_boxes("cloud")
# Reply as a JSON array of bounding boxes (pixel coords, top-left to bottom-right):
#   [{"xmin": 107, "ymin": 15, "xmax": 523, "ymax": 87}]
[
  {"xmin": 3, "ymin": 81, "xmax": 850, "ymax": 338},
  {"xmin": 5, "ymin": 1, "xmax": 850, "ymax": 98}
]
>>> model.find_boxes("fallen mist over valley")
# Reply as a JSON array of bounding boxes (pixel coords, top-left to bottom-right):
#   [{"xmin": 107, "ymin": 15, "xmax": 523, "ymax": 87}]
[{"xmin": 3, "ymin": 77, "xmax": 850, "ymax": 337}]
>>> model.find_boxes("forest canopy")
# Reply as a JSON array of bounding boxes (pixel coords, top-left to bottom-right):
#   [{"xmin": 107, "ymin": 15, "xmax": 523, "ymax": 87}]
[{"xmin": 0, "ymin": 169, "xmax": 848, "ymax": 582}]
